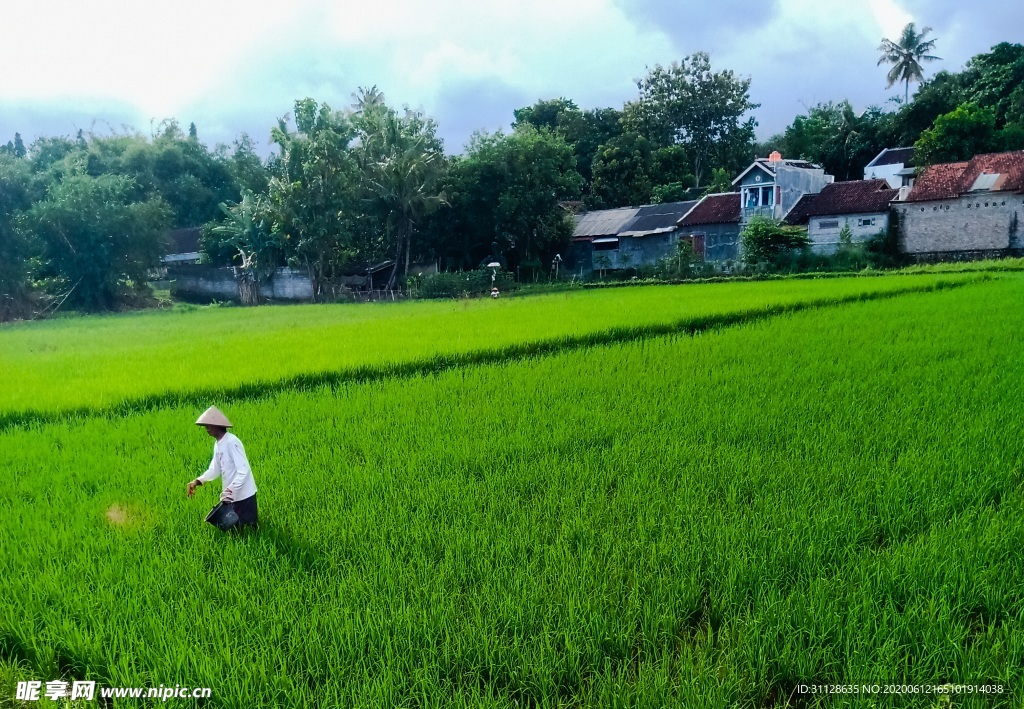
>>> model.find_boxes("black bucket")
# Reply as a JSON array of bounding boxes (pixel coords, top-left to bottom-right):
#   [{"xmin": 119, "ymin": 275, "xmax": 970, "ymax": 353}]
[{"xmin": 205, "ymin": 502, "xmax": 239, "ymax": 531}]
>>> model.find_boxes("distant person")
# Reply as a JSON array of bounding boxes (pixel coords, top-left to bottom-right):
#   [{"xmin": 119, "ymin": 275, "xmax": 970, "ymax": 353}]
[
  {"xmin": 186, "ymin": 406, "xmax": 258, "ymax": 529},
  {"xmin": 490, "ymin": 287, "xmax": 500, "ymax": 299}
]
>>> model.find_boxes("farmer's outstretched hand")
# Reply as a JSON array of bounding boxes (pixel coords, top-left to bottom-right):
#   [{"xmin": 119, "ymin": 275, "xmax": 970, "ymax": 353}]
[{"xmin": 186, "ymin": 479, "xmax": 200, "ymax": 498}]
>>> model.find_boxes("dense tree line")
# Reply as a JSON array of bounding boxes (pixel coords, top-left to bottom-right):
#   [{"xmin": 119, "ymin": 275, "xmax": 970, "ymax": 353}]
[
  {"xmin": 0, "ymin": 121, "xmax": 263, "ymax": 317},
  {"xmin": 762, "ymin": 41, "xmax": 1024, "ymax": 176},
  {"xmin": 1, "ymin": 40, "xmax": 1023, "ymax": 317}
]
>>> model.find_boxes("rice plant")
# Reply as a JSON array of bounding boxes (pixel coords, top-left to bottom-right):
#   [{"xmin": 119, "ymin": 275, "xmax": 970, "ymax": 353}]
[
  {"xmin": 1, "ymin": 275, "xmax": 1021, "ymax": 706},
  {"xmin": 0, "ymin": 274, "xmax": 975, "ymax": 420}
]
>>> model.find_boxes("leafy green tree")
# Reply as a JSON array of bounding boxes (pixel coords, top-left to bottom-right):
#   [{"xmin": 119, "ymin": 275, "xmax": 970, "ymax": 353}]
[
  {"xmin": 776, "ymin": 101, "xmax": 891, "ymax": 180},
  {"xmin": 650, "ymin": 182, "xmax": 692, "ymax": 204},
  {"xmin": 893, "ymin": 71, "xmax": 965, "ymax": 140},
  {"xmin": 914, "ymin": 103, "xmax": 1000, "ymax": 166},
  {"xmin": 0, "ymin": 155, "xmax": 34, "ymax": 319},
  {"xmin": 0, "ymin": 133, "xmax": 26, "ymax": 159},
  {"xmin": 740, "ymin": 215, "xmax": 809, "ymax": 264},
  {"xmin": 878, "ymin": 23, "xmax": 941, "ymax": 103},
  {"xmin": 354, "ymin": 102, "xmax": 447, "ymax": 289},
  {"xmin": 24, "ymin": 173, "xmax": 171, "ymax": 311},
  {"xmin": 838, "ymin": 223, "xmax": 853, "ymax": 248},
  {"xmin": 426, "ymin": 126, "xmax": 581, "ymax": 273},
  {"xmin": 351, "ymin": 85, "xmax": 387, "ymax": 113},
  {"xmin": 513, "ymin": 98, "xmax": 579, "ymax": 132},
  {"xmin": 513, "ymin": 100, "xmax": 624, "ymax": 190},
  {"xmin": 267, "ymin": 98, "xmax": 361, "ymax": 296},
  {"xmin": 29, "ymin": 136, "xmax": 79, "ymax": 176},
  {"xmin": 963, "ymin": 42, "xmax": 1024, "ymax": 128},
  {"xmin": 217, "ymin": 134, "xmax": 270, "ymax": 196},
  {"xmin": 624, "ymin": 52, "xmax": 758, "ymax": 187},
  {"xmin": 564, "ymin": 108, "xmax": 626, "ymax": 186},
  {"xmin": 702, "ymin": 167, "xmax": 733, "ymax": 196},
  {"xmin": 588, "ymin": 132, "xmax": 655, "ymax": 208},
  {"xmin": 203, "ymin": 190, "xmax": 284, "ymax": 304},
  {"xmin": 33, "ymin": 122, "xmax": 245, "ymax": 229},
  {"xmin": 1001, "ymin": 123, "xmax": 1024, "ymax": 151}
]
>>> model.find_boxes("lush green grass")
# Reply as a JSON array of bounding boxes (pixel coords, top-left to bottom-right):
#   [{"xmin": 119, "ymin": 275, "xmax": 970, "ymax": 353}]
[
  {"xmin": 0, "ymin": 274, "xmax": 975, "ymax": 419},
  {"xmin": 1, "ymin": 276, "xmax": 1020, "ymax": 707}
]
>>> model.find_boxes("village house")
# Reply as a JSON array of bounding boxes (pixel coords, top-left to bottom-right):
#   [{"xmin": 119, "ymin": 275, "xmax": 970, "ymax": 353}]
[
  {"xmin": 784, "ymin": 179, "xmax": 899, "ymax": 254},
  {"xmin": 675, "ymin": 193, "xmax": 741, "ymax": 261},
  {"xmin": 864, "ymin": 147, "xmax": 916, "ymax": 189},
  {"xmin": 732, "ymin": 151, "xmax": 834, "ymax": 225},
  {"xmin": 895, "ymin": 150, "xmax": 1024, "ymax": 259},
  {"xmin": 571, "ymin": 153, "xmax": 833, "ymax": 268},
  {"xmin": 571, "ymin": 201, "xmax": 697, "ymax": 273}
]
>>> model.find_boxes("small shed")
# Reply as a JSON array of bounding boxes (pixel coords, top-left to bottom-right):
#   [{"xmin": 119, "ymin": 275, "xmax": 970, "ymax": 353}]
[
  {"xmin": 571, "ymin": 207, "xmax": 639, "ymax": 272},
  {"xmin": 570, "ymin": 202, "xmax": 698, "ymax": 273}
]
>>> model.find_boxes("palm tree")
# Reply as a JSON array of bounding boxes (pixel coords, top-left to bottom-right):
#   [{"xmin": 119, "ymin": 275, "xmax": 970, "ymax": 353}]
[
  {"xmin": 357, "ymin": 107, "xmax": 446, "ymax": 290},
  {"xmin": 351, "ymin": 85, "xmax": 386, "ymax": 115},
  {"xmin": 878, "ymin": 23, "xmax": 941, "ymax": 103}
]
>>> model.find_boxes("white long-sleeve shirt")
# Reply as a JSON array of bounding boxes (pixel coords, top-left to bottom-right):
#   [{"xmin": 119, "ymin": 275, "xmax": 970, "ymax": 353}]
[{"xmin": 197, "ymin": 432, "xmax": 257, "ymax": 501}]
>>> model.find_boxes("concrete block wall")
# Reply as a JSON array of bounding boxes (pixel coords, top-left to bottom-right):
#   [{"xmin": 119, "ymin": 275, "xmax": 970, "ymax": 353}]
[
  {"xmin": 897, "ymin": 195, "xmax": 1023, "ymax": 253},
  {"xmin": 264, "ymin": 268, "xmax": 314, "ymax": 299},
  {"xmin": 808, "ymin": 212, "xmax": 888, "ymax": 255},
  {"xmin": 168, "ymin": 266, "xmax": 314, "ymax": 301}
]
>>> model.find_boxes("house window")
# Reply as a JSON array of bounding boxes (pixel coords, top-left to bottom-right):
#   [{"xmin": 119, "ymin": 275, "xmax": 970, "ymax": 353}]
[
  {"xmin": 819, "ymin": 220, "xmax": 839, "ymax": 229},
  {"xmin": 858, "ymin": 218, "xmax": 875, "ymax": 227},
  {"xmin": 593, "ymin": 238, "xmax": 619, "ymax": 251}
]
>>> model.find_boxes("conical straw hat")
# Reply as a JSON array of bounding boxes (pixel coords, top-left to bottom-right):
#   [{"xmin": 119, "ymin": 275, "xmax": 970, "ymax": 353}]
[{"xmin": 195, "ymin": 406, "xmax": 232, "ymax": 427}]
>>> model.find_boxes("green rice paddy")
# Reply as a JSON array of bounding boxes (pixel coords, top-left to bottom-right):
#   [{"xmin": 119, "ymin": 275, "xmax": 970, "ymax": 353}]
[
  {"xmin": 0, "ymin": 275, "xmax": 974, "ymax": 419},
  {"xmin": 1, "ymin": 273, "xmax": 1021, "ymax": 707}
]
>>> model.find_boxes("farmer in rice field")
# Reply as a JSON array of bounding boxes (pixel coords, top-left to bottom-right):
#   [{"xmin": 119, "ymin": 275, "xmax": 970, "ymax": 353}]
[{"xmin": 186, "ymin": 406, "xmax": 259, "ymax": 529}]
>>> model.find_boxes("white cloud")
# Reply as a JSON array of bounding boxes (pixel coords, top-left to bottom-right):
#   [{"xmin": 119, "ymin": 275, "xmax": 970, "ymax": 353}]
[
  {"xmin": 0, "ymin": 0, "xmax": 282, "ymax": 115},
  {"xmin": 0, "ymin": 0, "xmax": 1020, "ymax": 151}
]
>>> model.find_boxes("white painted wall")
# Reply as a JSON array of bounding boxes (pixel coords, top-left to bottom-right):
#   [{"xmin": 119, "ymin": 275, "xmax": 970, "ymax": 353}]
[
  {"xmin": 864, "ymin": 163, "xmax": 904, "ymax": 189},
  {"xmin": 808, "ymin": 212, "xmax": 889, "ymax": 254}
]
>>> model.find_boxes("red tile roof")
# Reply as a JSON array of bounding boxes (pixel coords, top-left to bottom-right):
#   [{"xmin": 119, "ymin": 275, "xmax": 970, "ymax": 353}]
[
  {"xmin": 905, "ymin": 161, "xmax": 970, "ymax": 202},
  {"xmin": 906, "ymin": 151, "xmax": 1024, "ymax": 202},
  {"xmin": 783, "ymin": 194, "xmax": 817, "ymax": 226},
  {"xmin": 785, "ymin": 180, "xmax": 898, "ymax": 224},
  {"xmin": 678, "ymin": 193, "xmax": 740, "ymax": 226}
]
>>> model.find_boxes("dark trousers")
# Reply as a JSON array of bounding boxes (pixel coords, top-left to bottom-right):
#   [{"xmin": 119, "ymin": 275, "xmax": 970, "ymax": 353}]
[{"xmin": 233, "ymin": 493, "xmax": 258, "ymax": 527}]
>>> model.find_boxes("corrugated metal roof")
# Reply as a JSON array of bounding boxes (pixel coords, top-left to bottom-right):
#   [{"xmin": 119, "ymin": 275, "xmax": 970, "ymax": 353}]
[
  {"xmin": 618, "ymin": 200, "xmax": 698, "ymax": 236},
  {"xmin": 572, "ymin": 207, "xmax": 639, "ymax": 238}
]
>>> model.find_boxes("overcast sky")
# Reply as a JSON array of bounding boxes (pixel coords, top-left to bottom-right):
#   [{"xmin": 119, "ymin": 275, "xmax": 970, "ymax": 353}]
[{"xmin": 0, "ymin": 0, "xmax": 1020, "ymax": 155}]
